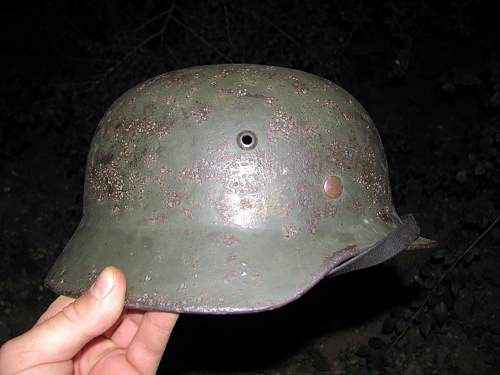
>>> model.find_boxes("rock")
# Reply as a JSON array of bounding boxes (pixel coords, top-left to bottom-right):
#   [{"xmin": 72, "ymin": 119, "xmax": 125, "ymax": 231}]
[
  {"xmin": 308, "ymin": 348, "xmax": 331, "ymax": 372},
  {"xmin": 382, "ymin": 317, "xmax": 397, "ymax": 334},
  {"xmin": 368, "ymin": 337, "xmax": 386, "ymax": 349}
]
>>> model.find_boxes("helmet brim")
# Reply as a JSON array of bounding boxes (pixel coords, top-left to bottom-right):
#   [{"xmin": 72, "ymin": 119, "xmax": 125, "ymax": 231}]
[{"xmin": 45, "ymin": 214, "xmax": 429, "ymax": 314}]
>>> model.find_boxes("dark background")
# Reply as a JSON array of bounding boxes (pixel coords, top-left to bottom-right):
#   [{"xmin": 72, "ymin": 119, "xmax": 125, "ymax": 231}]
[{"xmin": 1, "ymin": 0, "xmax": 499, "ymax": 373}]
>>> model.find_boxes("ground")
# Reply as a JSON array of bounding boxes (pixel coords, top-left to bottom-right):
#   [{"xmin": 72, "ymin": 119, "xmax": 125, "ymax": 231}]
[{"xmin": 1, "ymin": 1, "xmax": 499, "ymax": 374}]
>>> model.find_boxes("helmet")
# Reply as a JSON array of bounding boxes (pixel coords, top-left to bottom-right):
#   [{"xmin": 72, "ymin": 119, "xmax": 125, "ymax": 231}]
[{"xmin": 45, "ymin": 64, "xmax": 435, "ymax": 313}]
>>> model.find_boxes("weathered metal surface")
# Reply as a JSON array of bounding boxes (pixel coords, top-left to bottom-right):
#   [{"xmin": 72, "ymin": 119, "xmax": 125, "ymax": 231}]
[{"xmin": 45, "ymin": 64, "xmax": 432, "ymax": 313}]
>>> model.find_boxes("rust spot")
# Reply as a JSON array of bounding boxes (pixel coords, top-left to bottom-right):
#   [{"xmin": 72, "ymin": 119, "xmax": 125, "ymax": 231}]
[
  {"xmin": 239, "ymin": 198, "xmax": 253, "ymax": 210},
  {"xmin": 97, "ymin": 152, "xmax": 114, "ymax": 166},
  {"xmin": 90, "ymin": 162, "xmax": 128, "ymax": 203},
  {"xmin": 148, "ymin": 213, "xmax": 168, "ymax": 225},
  {"xmin": 162, "ymin": 191, "xmax": 188, "ymax": 208},
  {"xmin": 355, "ymin": 161, "xmax": 389, "ymax": 207},
  {"xmin": 223, "ymin": 254, "xmax": 240, "ymax": 284},
  {"xmin": 282, "ymin": 225, "xmax": 299, "ymax": 239},
  {"xmin": 324, "ymin": 99, "xmax": 341, "ymax": 113},
  {"xmin": 351, "ymin": 199, "xmax": 362, "ymax": 209},
  {"xmin": 217, "ymin": 87, "xmax": 275, "ymax": 106},
  {"xmin": 191, "ymin": 106, "xmax": 211, "ymax": 123},
  {"xmin": 342, "ymin": 244, "xmax": 358, "ymax": 252},
  {"xmin": 165, "ymin": 95, "xmax": 176, "ymax": 106},
  {"xmin": 143, "ymin": 151, "xmax": 158, "ymax": 169},
  {"xmin": 180, "ymin": 150, "xmax": 278, "ymax": 196},
  {"xmin": 268, "ymin": 110, "xmax": 299, "ymax": 142},
  {"xmin": 317, "ymin": 244, "xmax": 360, "ymax": 277},
  {"xmin": 87, "ymin": 267, "xmax": 98, "ymax": 285},
  {"xmin": 326, "ymin": 140, "xmax": 361, "ymax": 171},
  {"xmin": 268, "ymin": 109, "xmax": 319, "ymax": 143},
  {"xmin": 223, "ymin": 234, "xmax": 240, "ymax": 247},
  {"xmin": 290, "ymin": 75, "xmax": 309, "ymax": 94},
  {"xmin": 377, "ymin": 208, "xmax": 397, "ymax": 224},
  {"xmin": 185, "ymin": 86, "xmax": 199, "ymax": 101},
  {"xmin": 324, "ymin": 175, "xmax": 343, "ymax": 198},
  {"xmin": 176, "ymin": 283, "xmax": 188, "ymax": 293},
  {"xmin": 90, "ymin": 115, "xmax": 176, "ymax": 209},
  {"xmin": 245, "ymin": 93, "xmax": 275, "ymax": 106},
  {"xmin": 309, "ymin": 203, "xmax": 337, "ymax": 233},
  {"xmin": 342, "ymin": 111, "xmax": 370, "ymax": 124}
]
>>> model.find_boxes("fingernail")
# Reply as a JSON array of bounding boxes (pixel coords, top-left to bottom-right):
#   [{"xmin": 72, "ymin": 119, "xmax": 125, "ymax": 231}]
[{"xmin": 90, "ymin": 267, "xmax": 115, "ymax": 299}]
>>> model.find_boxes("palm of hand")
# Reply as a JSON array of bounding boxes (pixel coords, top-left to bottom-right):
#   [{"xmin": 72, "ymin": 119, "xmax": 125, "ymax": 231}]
[
  {"xmin": 73, "ymin": 308, "xmax": 176, "ymax": 374},
  {"xmin": 34, "ymin": 297, "xmax": 178, "ymax": 375}
]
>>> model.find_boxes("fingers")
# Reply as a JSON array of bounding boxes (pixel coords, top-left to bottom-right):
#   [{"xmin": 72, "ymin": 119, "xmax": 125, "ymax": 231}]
[
  {"xmin": 127, "ymin": 311, "xmax": 179, "ymax": 375},
  {"xmin": 35, "ymin": 295, "xmax": 75, "ymax": 326},
  {"xmin": 0, "ymin": 267, "xmax": 126, "ymax": 372},
  {"xmin": 74, "ymin": 309, "xmax": 145, "ymax": 374},
  {"xmin": 108, "ymin": 309, "xmax": 144, "ymax": 348}
]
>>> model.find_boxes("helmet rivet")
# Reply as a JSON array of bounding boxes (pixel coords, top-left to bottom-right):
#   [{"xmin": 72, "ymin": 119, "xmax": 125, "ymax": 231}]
[
  {"xmin": 237, "ymin": 131, "xmax": 257, "ymax": 150},
  {"xmin": 324, "ymin": 176, "xmax": 343, "ymax": 198}
]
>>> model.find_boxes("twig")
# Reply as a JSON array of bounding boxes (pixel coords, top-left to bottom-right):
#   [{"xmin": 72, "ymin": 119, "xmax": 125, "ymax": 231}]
[
  {"xmin": 95, "ymin": 1, "xmax": 176, "ymax": 86},
  {"xmin": 261, "ymin": 15, "xmax": 299, "ymax": 46},
  {"xmin": 160, "ymin": 1, "xmax": 176, "ymax": 49},
  {"xmin": 170, "ymin": 15, "xmax": 232, "ymax": 63},
  {"xmin": 223, "ymin": 0, "xmax": 236, "ymax": 54},
  {"xmin": 386, "ymin": 216, "xmax": 500, "ymax": 352},
  {"xmin": 237, "ymin": 6, "xmax": 298, "ymax": 46},
  {"xmin": 101, "ymin": 31, "xmax": 162, "ymax": 79},
  {"xmin": 164, "ymin": 44, "xmax": 182, "ymax": 66},
  {"xmin": 133, "ymin": 6, "xmax": 169, "ymax": 34}
]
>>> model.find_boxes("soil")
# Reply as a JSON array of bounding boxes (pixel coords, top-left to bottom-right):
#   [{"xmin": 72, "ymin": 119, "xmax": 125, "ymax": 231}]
[{"xmin": 1, "ymin": 1, "xmax": 499, "ymax": 374}]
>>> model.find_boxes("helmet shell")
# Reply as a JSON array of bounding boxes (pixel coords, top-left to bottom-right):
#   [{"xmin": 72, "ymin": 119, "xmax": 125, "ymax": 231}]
[{"xmin": 46, "ymin": 64, "xmax": 420, "ymax": 313}]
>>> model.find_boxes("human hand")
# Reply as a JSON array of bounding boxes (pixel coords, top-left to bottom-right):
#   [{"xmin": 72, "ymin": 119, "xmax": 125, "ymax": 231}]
[{"xmin": 0, "ymin": 266, "xmax": 178, "ymax": 374}]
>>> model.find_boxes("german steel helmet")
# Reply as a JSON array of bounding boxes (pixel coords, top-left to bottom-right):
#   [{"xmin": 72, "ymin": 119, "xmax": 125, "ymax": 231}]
[{"xmin": 45, "ymin": 64, "xmax": 435, "ymax": 313}]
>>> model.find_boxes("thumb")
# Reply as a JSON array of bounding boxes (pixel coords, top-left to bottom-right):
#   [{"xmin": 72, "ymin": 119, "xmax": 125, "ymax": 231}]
[{"xmin": 4, "ymin": 266, "xmax": 126, "ymax": 368}]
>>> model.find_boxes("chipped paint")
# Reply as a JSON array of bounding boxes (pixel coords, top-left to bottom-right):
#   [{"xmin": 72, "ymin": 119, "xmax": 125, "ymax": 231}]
[
  {"xmin": 268, "ymin": 110, "xmax": 298, "ymax": 142},
  {"xmin": 309, "ymin": 202, "xmax": 337, "ymax": 234},
  {"xmin": 190, "ymin": 106, "xmax": 211, "ymax": 123},
  {"xmin": 223, "ymin": 233, "xmax": 240, "ymax": 247},
  {"xmin": 148, "ymin": 212, "xmax": 168, "ymax": 225},
  {"xmin": 162, "ymin": 191, "xmax": 188, "ymax": 208},
  {"xmin": 282, "ymin": 224, "xmax": 299, "ymax": 239},
  {"xmin": 289, "ymin": 75, "xmax": 309, "ymax": 94},
  {"xmin": 268, "ymin": 109, "xmax": 320, "ymax": 144},
  {"xmin": 377, "ymin": 207, "xmax": 398, "ymax": 224},
  {"xmin": 217, "ymin": 87, "xmax": 276, "ymax": 105}
]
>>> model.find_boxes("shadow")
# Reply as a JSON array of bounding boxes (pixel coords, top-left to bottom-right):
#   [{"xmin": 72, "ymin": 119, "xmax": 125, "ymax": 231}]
[{"xmin": 159, "ymin": 262, "xmax": 419, "ymax": 374}]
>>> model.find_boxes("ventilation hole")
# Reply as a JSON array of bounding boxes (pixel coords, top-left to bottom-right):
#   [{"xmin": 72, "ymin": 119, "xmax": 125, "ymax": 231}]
[
  {"xmin": 242, "ymin": 135, "xmax": 253, "ymax": 145},
  {"xmin": 237, "ymin": 131, "xmax": 257, "ymax": 150}
]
